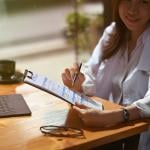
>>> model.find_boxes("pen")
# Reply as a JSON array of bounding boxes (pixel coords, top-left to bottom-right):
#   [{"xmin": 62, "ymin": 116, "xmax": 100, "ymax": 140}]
[{"xmin": 72, "ymin": 62, "xmax": 82, "ymax": 86}]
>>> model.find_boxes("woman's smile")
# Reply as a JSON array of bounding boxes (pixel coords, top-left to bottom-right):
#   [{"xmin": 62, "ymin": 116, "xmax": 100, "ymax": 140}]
[{"xmin": 125, "ymin": 15, "xmax": 140, "ymax": 25}]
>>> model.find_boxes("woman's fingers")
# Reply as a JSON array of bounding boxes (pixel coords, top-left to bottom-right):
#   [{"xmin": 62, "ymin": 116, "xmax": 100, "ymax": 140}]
[
  {"xmin": 73, "ymin": 103, "xmax": 91, "ymax": 119},
  {"xmin": 75, "ymin": 102, "xmax": 90, "ymax": 109},
  {"xmin": 61, "ymin": 68, "xmax": 72, "ymax": 87},
  {"xmin": 70, "ymin": 67, "xmax": 77, "ymax": 80},
  {"xmin": 63, "ymin": 67, "xmax": 78, "ymax": 80},
  {"xmin": 73, "ymin": 63, "xmax": 80, "ymax": 72},
  {"xmin": 64, "ymin": 68, "xmax": 72, "ymax": 80},
  {"xmin": 61, "ymin": 64, "xmax": 85, "ymax": 92},
  {"xmin": 78, "ymin": 73, "xmax": 85, "ymax": 83},
  {"xmin": 73, "ymin": 105, "xmax": 86, "ymax": 117}
]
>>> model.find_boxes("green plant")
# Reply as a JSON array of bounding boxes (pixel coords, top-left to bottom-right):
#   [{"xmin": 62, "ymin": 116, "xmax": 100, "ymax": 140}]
[
  {"xmin": 65, "ymin": 12, "xmax": 91, "ymax": 53},
  {"xmin": 65, "ymin": 0, "xmax": 104, "ymax": 62},
  {"xmin": 65, "ymin": 13, "xmax": 103, "ymax": 49},
  {"xmin": 66, "ymin": 12, "xmax": 90, "ymax": 35}
]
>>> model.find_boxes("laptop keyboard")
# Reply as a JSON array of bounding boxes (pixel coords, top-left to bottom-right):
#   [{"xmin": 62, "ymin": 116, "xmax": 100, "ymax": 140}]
[
  {"xmin": 0, "ymin": 94, "xmax": 31, "ymax": 117},
  {"xmin": 0, "ymin": 96, "xmax": 16, "ymax": 114}
]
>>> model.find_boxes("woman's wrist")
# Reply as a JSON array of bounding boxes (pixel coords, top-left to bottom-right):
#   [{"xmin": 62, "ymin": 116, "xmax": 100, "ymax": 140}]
[
  {"xmin": 124, "ymin": 105, "xmax": 141, "ymax": 121},
  {"xmin": 106, "ymin": 106, "xmax": 141, "ymax": 126},
  {"xmin": 103, "ymin": 109, "xmax": 124, "ymax": 126},
  {"xmin": 115, "ymin": 106, "xmax": 141, "ymax": 124}
]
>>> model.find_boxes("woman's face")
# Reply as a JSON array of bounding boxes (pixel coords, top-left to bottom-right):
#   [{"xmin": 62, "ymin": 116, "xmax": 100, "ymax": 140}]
[{"xmin": 119, "ymin": 0, "xmax": 150, "ymax": 34}]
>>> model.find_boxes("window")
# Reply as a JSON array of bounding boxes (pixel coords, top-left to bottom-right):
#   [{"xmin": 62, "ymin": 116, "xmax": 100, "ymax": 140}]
[
  {"xmin": 0, "ymin": 0, "xmax": 71, "ymax": 59},
  {"xmin": 0, "ymin": 0, "xmax": 104, "ymax": 81}
]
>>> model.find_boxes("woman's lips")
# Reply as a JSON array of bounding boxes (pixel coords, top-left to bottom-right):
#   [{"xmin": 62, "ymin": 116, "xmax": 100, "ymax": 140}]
[{"xmin": 126, "ymin": 16, "xmax": 139, "ymax": 23}]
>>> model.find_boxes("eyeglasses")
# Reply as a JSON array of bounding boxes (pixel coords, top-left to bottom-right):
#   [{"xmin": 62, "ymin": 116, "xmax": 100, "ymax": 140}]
[{"xmin": 40, "ymin": 125, "xmax": 84, "ymax": 138}]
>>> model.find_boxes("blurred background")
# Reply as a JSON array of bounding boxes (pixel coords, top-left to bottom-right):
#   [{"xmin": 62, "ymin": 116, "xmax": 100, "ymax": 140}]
[{"xmin": 0, "ymin": 0, "xmax": 112, "ymax": 82}]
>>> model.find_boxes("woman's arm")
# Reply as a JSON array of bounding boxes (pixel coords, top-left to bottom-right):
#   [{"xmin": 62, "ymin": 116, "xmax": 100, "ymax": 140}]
[
  {"xmin": 133, "ymin": 96, "xmax": 150, "ymax": 118},
  {"xmin": 61, "ymin": 22, "xmax": 117, "ymax": 95},
  {"xmin": 82, "ymin": 22, "xmax": 117, "ymax": 96},
  {"xmin": 73, "ymin": 103, "xmax": 141, "ymax": 128},
  {"xmin": 133, "ymin": 74, "xmax": 150, "ymax": 118}
]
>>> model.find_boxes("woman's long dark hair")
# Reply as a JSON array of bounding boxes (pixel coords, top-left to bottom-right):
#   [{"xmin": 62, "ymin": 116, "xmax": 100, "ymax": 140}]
[{"xmin": 102, "ymin": 0, "xmax": 128, "ymax": 60}]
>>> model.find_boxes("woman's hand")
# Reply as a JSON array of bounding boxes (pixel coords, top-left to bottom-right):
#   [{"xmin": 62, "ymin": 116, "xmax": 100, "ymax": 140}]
[
  {"xmin": 61, "ymin": 63, "xmax": 85, "ymax": 92},
  {"xmin": 73, "ymin": 103, "xmax": 123, "ymax": 128}
]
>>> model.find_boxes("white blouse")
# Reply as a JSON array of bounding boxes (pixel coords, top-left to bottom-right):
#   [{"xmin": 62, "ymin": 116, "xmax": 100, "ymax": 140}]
[{"xmin": 82, "ymin": 22, "xmax": 150, "ymax": 118}]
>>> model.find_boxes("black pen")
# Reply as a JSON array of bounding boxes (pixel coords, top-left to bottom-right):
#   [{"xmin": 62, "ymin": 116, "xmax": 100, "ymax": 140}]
[{"xmin": 72, "ymin": 62, "xmax": 82, "ymax": 86}]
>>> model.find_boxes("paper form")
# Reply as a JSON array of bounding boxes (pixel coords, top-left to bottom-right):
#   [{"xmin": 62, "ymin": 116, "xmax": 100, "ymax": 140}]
[{"xmin": 24, "ymin": 70, "xmax": 103, "ymax": 110}]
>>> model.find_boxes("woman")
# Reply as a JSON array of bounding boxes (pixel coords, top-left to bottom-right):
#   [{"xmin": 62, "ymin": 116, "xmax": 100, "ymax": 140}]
[{"xmin": 62, "ymin": 0, "xmax": 150, "ymax": 149}]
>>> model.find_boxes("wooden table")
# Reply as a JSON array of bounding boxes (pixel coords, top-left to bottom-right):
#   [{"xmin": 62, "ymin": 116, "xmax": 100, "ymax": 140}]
[{"xmin": 0, "ymin": 84, "xmax": 149, "ymax": 150}]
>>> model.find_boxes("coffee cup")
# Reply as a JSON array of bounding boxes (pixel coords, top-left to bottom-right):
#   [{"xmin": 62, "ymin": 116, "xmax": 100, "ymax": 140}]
[{"xmin": 0, "ymin": 60, "xmax": 16, "ymax": 80}]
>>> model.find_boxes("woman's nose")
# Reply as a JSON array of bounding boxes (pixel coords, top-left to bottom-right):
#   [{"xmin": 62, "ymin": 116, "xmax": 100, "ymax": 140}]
[{"xmin": 128, "ymin": 2, "xmax": 138, "ymax": 15}]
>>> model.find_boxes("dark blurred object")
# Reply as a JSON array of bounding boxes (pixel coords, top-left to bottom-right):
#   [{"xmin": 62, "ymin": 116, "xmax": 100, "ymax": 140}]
[
  {"xmin": 103, "ymin": 0, "xmax": 112, "ymax": 27},
  {"xmin": 0, "ymin": 60, "xmax": 15, "ymax": 80},
  {"xmin": 86, "ymin": 0, "xmax": 100, "ymax": 2},
  {"xmin": 4, "ymin": 0, "xmax": 68, "ymax": 13},
  {"xmin": 0, "ymin": 60, "xmax": 23, "ymax": 84}
]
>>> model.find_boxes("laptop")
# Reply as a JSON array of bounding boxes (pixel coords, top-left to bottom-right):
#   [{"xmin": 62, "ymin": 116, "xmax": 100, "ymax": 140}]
[{"xmin": 0, "ymin": 94, "xmax": 31, "ymax": 118}]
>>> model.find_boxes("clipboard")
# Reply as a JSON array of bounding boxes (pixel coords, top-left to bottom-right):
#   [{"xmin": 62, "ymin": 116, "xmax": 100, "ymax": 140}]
[{"xmin": 23, "ymin": 70, "xmax": 104, "ymax": 110}]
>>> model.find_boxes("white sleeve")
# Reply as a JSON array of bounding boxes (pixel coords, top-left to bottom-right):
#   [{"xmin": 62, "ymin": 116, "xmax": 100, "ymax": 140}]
[
  {"xmin": 132, "ymin": 31, "xmax": 150, "ymax": 118},
  {"xmin": 133, "ymin": 75, "xmax": 150, "ymax": 118},
  {"xmin": 82, "ymin": 22, "xmax": 116, "ymax": 96}
]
